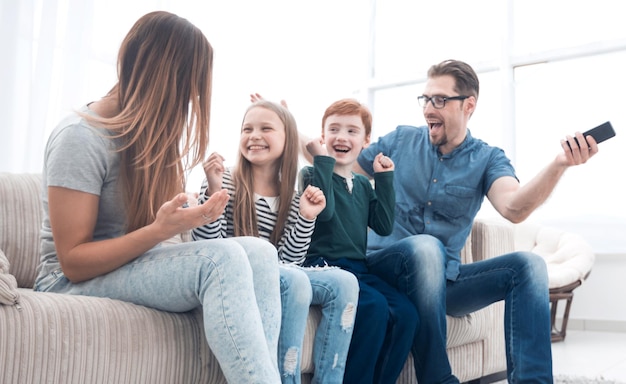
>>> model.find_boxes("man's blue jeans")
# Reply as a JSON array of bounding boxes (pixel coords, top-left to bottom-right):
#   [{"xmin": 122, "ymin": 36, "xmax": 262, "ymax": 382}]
[{"xmin": 365, "ymin": 234, "xmax": 553, "ymax": 384}]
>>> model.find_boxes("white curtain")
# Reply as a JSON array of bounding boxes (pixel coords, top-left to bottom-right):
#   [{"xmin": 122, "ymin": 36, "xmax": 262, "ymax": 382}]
[
  {"xmin": 0, "ymin": 0, "xmax": 172, "ymax": 173},
  {"xmin": 1, "ymin": 0, "xmax": 53, "ymax": 173}
]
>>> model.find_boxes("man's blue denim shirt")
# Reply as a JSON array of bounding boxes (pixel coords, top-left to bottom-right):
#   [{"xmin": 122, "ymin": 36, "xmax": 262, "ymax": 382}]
[{"xmin": 358, "ymin": 125, "xmax": 517, "ymax": 281}]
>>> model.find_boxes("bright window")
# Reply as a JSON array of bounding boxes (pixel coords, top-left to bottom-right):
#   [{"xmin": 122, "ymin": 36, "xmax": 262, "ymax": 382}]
[{"xmin": 367, "ymin": 0, "xmax": 626, "ymax": 253}]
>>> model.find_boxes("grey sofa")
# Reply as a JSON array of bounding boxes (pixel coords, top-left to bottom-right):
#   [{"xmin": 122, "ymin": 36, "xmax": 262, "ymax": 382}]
[{"xmin": 0, "ymin": 172, "xmax": 507, "ymax": 383}]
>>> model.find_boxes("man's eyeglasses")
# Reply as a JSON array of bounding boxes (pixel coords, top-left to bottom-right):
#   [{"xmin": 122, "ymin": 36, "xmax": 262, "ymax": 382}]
[{"xmin": 417, "ymin": 95, "xmax": 469, "ymax": 109}]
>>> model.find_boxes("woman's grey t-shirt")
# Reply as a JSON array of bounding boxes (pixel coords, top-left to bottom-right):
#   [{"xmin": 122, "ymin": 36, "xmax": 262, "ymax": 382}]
[{"xmin": 37, "ymin": 106, "xmax": 125, "ymax": 281}]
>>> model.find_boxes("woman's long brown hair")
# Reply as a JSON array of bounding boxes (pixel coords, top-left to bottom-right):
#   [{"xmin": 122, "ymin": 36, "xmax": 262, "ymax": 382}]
[
  {"xmin": 232, "ymin": 100, "xmax": 299, "ymax": 246},
  {"xmin": 83, "ymin": 11, "xmax": 212, "ymax": 232}
]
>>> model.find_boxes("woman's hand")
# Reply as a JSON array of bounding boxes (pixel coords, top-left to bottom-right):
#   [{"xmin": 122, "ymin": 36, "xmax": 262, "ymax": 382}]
[
  {"xmin": 154, "ymin": 189, "xmax": 229, "ymax": 236},
  {"xmin": 196, "ymin": 189, "xmax": 229, "ymax": 225},
  {"xmin": 298, "ymin": 185, "xmax": 326, "ymax": 220}
]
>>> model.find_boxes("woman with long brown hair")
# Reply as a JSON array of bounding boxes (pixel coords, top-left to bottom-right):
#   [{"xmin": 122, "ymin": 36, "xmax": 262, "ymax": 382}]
[{"xmin": 34, "ymin": 11, "xmax": 282, "ymax": 383}]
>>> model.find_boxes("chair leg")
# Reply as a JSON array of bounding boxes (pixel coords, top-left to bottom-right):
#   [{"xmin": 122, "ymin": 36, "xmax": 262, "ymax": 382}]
[{"xmin": 550, "ymin": 291, "xmax": 574, "ymax": 342}]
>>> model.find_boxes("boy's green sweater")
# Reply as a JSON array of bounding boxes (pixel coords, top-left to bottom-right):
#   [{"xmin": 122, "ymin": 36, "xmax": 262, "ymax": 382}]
[{"xmin": 299, "ymin": 155, "xmax": 395, "ymax": 261}]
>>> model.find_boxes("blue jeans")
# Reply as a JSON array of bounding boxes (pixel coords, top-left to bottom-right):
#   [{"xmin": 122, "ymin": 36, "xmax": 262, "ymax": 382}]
[
  {"xmin": 278, "ymin": 264, "xmax": 359, "ymax": 384},
  {"xmin": 279, "ymin": 265, "xmax": 312, "ymax": 384},
  {"xmin": 365, "ymin": 235, "xmax": 553, "ymax": 384},
  {"xmin": 34, "ymin": 237, "xmax": 282, "ymax": 384},
  {"xmin": 308, "ymin": 257, "xmax": 418, "ymax": 384}
]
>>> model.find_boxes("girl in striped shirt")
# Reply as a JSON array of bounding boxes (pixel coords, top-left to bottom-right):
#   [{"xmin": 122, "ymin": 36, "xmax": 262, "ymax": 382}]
[{"xmin": 193, "ymin": 100, "xmax": 359, "ymax": 384}]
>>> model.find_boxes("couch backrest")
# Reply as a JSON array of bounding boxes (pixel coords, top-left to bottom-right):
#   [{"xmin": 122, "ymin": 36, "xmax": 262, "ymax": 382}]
[
  {"xmin": 0, "ymin": 173, "xmax": 42, "ymax": 288},
  {"xmin": 0, "ymin": 172, "xmax": 492, "ymax": 290},
  {"xmin": 460, "ymin": 231, "xmax": 472, "ymax": 264}
]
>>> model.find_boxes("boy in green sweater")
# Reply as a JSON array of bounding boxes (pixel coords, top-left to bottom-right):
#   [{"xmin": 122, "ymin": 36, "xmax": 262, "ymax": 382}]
[{"xmin": 299, "ymin": 98, "xmax": 418, "ymax": 384}]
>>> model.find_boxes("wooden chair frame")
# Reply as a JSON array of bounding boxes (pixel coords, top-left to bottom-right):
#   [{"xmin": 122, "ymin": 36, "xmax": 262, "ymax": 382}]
[{"xmin": 549, "ymin": 271, "xmax": 591, "ymax": 342}]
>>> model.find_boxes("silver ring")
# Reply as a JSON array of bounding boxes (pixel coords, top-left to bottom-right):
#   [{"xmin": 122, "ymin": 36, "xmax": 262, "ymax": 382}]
[{"xmin": 202, "ymin": 214, "xmax": 211, "ymax": 222}]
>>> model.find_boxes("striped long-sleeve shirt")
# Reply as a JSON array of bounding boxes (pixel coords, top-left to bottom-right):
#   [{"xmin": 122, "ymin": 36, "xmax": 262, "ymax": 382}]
[{"xmin": 192, "ymin": 168, "xmax": 316, "ymax": 265}]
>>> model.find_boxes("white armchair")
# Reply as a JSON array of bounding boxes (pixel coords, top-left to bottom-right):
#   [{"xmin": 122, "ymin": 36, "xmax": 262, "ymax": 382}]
[{"xmin": 513, "ymin": 221, "xmax": 595, "ymax": 342}]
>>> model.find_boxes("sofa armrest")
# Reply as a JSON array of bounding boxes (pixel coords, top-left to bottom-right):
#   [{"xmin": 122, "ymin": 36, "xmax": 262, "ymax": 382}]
[
  {"xmin": 0, "ymin": 173, "xmax": 43, "ymax": 289},
  {"xmin": 471, "ymin": 218, "xmax": 515, "ymax": 262},
  {"xmin": 0, "ymin": 249, "xmax": 20, "ymax": 306}
]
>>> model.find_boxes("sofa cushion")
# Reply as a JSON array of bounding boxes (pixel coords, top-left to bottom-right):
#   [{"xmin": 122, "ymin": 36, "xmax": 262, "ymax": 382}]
[
  {"xmin": 1, "ymin": 290, "xmax": 226, "ymax": 384},
  {"xmin": 447, "ymin": 307, "xmax": 494, "ymax": 348},
  {"xmin": 0, "ymin": 173, "xmax": 42, "ymax": 288}
]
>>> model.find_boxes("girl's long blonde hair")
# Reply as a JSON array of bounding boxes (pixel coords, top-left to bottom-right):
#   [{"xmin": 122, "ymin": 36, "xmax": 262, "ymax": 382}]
[
  {"xmin": 232, "ymin": 100, "xmax": 299, "ymax": 246},
  {"xmin": 83, "ymin": 11, "xmax": 213, "ymax": 232}
]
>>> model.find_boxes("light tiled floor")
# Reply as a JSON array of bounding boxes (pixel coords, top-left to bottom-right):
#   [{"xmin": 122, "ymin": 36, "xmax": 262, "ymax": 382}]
[
  {"xmin": 492, "ymin": 330, "xmax": 626, "ymax": 383},
  {"xmin": 551, "ymin": 330, "xmax": 626, "ymax": 382}
]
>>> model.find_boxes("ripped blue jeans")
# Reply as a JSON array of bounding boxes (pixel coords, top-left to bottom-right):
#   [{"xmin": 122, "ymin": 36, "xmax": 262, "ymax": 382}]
[{"xmin": 278, "ymin": 264, "xmax": 359, "ymax": 384}]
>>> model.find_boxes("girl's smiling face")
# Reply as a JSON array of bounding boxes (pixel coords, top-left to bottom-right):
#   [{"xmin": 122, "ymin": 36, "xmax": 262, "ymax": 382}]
[{"xmin": 240, "ymin": 106, "xmax": 286, "ymax": 167}]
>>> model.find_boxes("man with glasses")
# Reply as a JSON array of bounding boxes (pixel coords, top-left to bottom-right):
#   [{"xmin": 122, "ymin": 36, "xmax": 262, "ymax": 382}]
[{"xmin": 353, "ymin": 59, "xmax": 599, "ymax": 383}]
